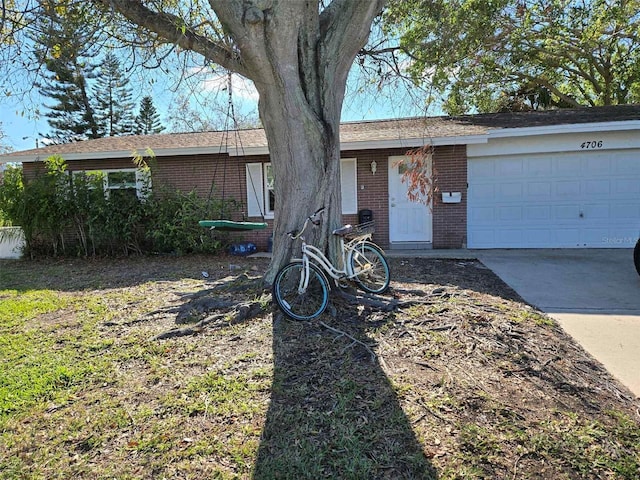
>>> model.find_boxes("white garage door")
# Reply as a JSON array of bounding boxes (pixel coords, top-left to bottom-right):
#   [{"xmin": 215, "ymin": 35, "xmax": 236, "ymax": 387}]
[{"xmin": 468, "ymin": 150, "xmax": 640, "ymax": 248}]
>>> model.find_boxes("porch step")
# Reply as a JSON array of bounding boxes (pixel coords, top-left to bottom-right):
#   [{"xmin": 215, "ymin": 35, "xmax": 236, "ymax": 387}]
[{"xmin": 389, "ymin": 242, "xmax": 433, "ymax": 250}]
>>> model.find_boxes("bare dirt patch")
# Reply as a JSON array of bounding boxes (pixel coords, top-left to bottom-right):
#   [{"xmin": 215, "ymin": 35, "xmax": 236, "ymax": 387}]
[{"xmin": 1, "ymin": 254, "xmax": 639, "ymax": 479}]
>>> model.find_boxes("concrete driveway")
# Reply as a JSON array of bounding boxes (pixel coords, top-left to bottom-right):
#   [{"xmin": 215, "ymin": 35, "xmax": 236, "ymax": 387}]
[{"xmin": 478, "ymin": 249, "xmax": 640, "ymax": 398}]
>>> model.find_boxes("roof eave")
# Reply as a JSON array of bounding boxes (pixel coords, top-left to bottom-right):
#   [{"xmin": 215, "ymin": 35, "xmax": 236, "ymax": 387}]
[
  {"xmin": 232, "ymin": 135, "xmax": 489, "ymax": 156},
  {"xmin": 487, "ymin": 119, "xmax": 640, "ymax": 139},
  {"xmin": 2, "ymin": 146, "xmax": 230, "ymax": 163},
  {"xmin": 4, "ymin": 119, "xmax": 638, "ymax": 164}
]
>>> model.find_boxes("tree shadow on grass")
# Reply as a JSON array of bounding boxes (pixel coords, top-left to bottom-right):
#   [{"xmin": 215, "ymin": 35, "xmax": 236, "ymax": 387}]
[{"xmin": 253, "ymin": 311, "xmax": 437, "ymax": 479}]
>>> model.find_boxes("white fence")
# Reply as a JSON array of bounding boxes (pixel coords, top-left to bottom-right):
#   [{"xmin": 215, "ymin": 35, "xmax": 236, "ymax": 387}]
[{"xmin": 0, "ymin": 227, "xmax": 24, "ymax": 259}]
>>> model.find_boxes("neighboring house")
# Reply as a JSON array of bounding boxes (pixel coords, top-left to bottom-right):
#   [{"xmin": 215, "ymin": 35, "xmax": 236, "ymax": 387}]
[{"xmin": 2, "ymin": 104, "xmax": 640, "ymax": 252}]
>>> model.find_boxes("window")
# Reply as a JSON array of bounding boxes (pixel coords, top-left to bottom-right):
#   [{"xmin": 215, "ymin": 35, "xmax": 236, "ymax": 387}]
[
  {"xmin": 72, "ymin": 168, "xmax": 150, "ymax": 199},
  {"xmin": 246, "ymin": 159, "xmax": 357, "ymax": 217},
  {"xmin": 106, "ymin": 171, "xmax": 138, "ymax": 200},
  {"xmin": 264, "ymin": 164, "xmax": 276, "ymax": 215}
]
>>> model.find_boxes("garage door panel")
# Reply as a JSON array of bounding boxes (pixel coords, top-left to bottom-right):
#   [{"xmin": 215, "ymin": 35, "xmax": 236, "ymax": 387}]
[
  {"xmin": 501, "ymin": 229, "xmax": 523, "ymax": 244},
  {"xmin": 614, "ymin": 179, "xmax": 640, "ymax": 195},
  {"xmin": 529, "ymin": 229, "xmax": 553, "ymax": 245},
  {"xmin": 555, "ymin": 204, "xmax": 581, "ymax": 220},
  {"xmin": 524, "ymin": 205, "xmax": 551, "ymax": 221},
  {"xmin": 582, "ymin": 228, "xmax": 609, "ymax": 245},
  {"xmin": 585, "ymin": 179, "xmax": 611, "ymax": 195},
  {"xmin": 555, "ymin": 181, "xmax": 581, "ymax": 197},
  {"xmin": 468, "ymin": 149, "xmax": 640, "ymax": 248},
  {"xmin": 583, "ymin": 203, "xmax": 610, "ymax": 219},
  {"xmin": 499, "ymin": 206, "xmax": 522, "ymax": 221},
  {"xmin": 555, "ymin": 156, "xmax": 581, "ymax": 174},
  {"xmin": 473, "ymin": 183, "xmax": 495, "ymax": 200},
  {"xmin": 500, "ymin": 183, "xmax": 523, "ymax": 198},
  {"xmin": 612, "ymin": 204, "xmax": 640, "ymax": 220},
  {"xmin": 584, "ymin": 155, "xmax": 610, "ymax": 175},
  {"xmin": 469, "ymin": 160, "xmax": 495, "ymax": 178},
  {"xmin": 608, "ymin": 227, "xmax": 640, "ymax": 245},
  {"xmin": 527, "ymin": 157, "xmax": 552, "ymax": 175},
  {"xmin": 471, "ymin": 206, "xmax": 495, "ymax": 222},
  {"xmin": 498, "ymin": 159, "xmax": 524, "ymax": 176},
  {"xmin": 469, "ymin": 229, "xmax": 495, "ymax": 246},
  {"xmin": 528, "ymin": 182, "xmax": 552, "ymax": 197},
  {"xmin": 614, "ymin": 156, "xmax": 640, "ymax": 174},
  {"xmin": 554, "ymin": 229, "xmax": 580, "ymax": 245}
]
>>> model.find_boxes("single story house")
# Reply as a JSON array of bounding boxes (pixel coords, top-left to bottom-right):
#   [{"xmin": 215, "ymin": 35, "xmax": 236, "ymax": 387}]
[{"xmin": 3, "ymin": 104, "xmax": 640, "ymax": 252}]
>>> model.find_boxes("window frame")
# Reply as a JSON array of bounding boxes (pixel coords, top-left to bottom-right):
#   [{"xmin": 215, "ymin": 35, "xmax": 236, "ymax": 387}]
[
  {"xmin": 263, "ymin": 163, "xmax": 276, "ymax": 218},
  {"xmin": 71, "ymin": 168, "xmax": 150, "ymax": 199},
  {"xmin": 246, "ymin": 158, "xmax": 357, "ymax": 218}
]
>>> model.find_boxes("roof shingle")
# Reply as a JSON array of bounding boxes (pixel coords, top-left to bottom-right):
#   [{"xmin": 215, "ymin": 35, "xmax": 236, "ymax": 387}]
[{"xmin": 3, "ymin": 104, "xmax": 639, "ymax": 159}]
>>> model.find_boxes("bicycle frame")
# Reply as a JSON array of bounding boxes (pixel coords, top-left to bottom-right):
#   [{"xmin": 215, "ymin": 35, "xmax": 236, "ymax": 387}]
[
  {"xmin": 296, "ymin": 232, "xmax": 373, "ymax": 285},
  {"xmin": 286, "ymin": 207, "xmax": 380, "ymax": 295},
  {"xmin": 274, "ymin": 208, "xmax": 390, "ymax": 320}
]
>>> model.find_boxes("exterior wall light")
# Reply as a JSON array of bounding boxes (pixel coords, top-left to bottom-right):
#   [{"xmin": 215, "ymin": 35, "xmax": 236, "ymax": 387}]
[{"xmin": 370, "ymin": 160, "xmax": 377, "ymax": 175}]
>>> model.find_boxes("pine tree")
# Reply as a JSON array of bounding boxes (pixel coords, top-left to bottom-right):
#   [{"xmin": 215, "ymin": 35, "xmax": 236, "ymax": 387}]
[
  {"xmin": 35, "ymin": 1, "xmax": 100, "ymax": 143},
  {"xmin": 135, "ymin": 96, "xmax": 165, "ymax": 135},
  {"xmin": 93, "ymin": 52, "xmax": 136, "ymax": 137}
]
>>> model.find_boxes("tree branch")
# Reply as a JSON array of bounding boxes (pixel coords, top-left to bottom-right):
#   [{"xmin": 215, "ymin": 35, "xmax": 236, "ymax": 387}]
[
  {"xmin": 94, "ymin": 0, "xmax": 249, "ymax": 77},
  {"xmin": 360, "ymin": 45, "xmax": 403, "ymax": 56},
  {"xmin": 1, "ymin": 0, "xmax": 6, "ymax": 35},
  {"xmin": 512, "ymin": 73, "xmax": 582, "ymax": 108},
  {"xmin": 321, "ymin": 0, "xmax": 386, "ymax": 72},
  {"xmin": 319, "ymin": 320, "xmax": 377, "ymax": 361}
]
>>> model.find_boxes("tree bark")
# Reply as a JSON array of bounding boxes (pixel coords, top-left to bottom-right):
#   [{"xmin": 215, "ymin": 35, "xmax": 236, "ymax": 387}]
[
  {"xmin": 257, "ymin": 84, "xmax": 343, "ymax": 284},
  {"xmin": 93, "ymin": 0, "xmax": 386, "ymax": 283}
]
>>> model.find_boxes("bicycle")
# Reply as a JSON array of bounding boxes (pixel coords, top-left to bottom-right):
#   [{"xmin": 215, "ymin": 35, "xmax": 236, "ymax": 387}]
[{"xmin": 272, "ymin": 207, "xmax": 391, "ymax": 321}]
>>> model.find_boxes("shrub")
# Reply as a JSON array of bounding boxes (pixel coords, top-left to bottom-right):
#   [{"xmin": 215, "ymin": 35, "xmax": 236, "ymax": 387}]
[
  {"xmin": 144, "ymin": 188, "xmax": 232, "ymax": 255},
  {"xmin": 0, "ymin": 158, "xmax": 71, "ymax": 256},
  {"xmin": 0, "ymin": 165, "xmax": 22, "ymax": 228},
  {"xmin": 0, "ymin": 158, "xmax": 232, "ymax": 257}
]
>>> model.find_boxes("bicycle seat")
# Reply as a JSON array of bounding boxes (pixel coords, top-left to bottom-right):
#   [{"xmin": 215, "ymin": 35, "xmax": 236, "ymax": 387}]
[{"xmin": 332, "ymin": 225, "xmax": 353, "ymax": 237}]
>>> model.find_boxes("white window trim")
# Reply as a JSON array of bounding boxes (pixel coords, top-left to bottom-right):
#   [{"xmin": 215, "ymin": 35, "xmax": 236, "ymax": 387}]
[
  {"xmin": 246, "ymin": 162, "xmax": 267, "ymax": 218},
  {"xmin": 72, "ymin": 168, "xmax": 151, "ymax": 199},
  {"xmin": 263, "ymin": 163, "xmax": 275, "ymax": 219},
  {"xmin": 246, "ymin": 159, "xmax": 357, "ymax": 218},
  {"xmin": 340, "ymin": 158, "xmax": 358, "ymax": 215}
]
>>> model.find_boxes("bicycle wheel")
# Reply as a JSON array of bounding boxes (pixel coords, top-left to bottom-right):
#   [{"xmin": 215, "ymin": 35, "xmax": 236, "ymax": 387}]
[
  {"xmin": 272, "ymin": 261, "xmax": 329, "ymax": 321},
  {"xmin": 634, "ymin": 238, "xmax": 640, "ymax": 276},
  {"xmin": 349, "ymin": 241, "xmax": 390, "ymax": 294}
]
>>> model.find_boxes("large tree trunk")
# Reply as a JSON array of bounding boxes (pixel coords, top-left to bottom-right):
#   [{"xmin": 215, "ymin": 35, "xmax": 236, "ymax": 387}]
[
  {"xmin": 92, "ymin": 0, "xmax": 386, "ymax": 283},
  {"xmin": 258, "ymin": 83, "xmax": 343, "ymax": 284},
  {"xmin": 234, "ymin": 1, "xmax": 385, "ymax": 284}
]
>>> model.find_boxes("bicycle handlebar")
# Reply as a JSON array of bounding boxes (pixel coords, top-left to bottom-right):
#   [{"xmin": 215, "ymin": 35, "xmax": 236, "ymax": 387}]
[
  {"xmin": 286, "ymin": 206, "xmax": 325, "ymax": 239},
  {"xmin": 310, "ymin": 206, "xmax": 325, "ymax": 225}
]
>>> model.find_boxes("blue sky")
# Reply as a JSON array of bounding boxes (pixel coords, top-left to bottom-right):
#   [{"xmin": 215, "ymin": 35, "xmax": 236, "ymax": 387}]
[{"xmin": 0, "ymin": 65, "xmax": 431, "ymax": 152}]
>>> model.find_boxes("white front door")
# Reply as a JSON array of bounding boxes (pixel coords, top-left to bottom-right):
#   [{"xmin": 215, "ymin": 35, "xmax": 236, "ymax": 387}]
[{"xmin": 388, "ymin": 156, "xmax": 433, "ymax": 244}]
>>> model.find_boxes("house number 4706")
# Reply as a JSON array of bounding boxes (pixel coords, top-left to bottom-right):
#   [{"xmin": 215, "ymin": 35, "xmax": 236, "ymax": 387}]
[{"xmin": 580, "ymin": 140, "xmax": 603, "ymax": 149}]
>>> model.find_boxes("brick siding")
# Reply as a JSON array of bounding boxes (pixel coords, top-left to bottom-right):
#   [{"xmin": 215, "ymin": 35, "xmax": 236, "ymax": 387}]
[
  {"xmin": 432, "ymin": 145, "xmax": 468, "ymax": 248},
  {"xmin": 21, "ymin": 144, "xmax": 469, "ymax": 251}
]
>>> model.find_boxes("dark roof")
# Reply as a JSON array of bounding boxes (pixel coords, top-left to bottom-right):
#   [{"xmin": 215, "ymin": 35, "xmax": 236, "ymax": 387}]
[
  {"xmin": 446, "ymin": 104, "xmax": 640, "ymax": 128},
  {"xmin": 3, "ymin": 104, "xmax": 639, "ymax": 159}
]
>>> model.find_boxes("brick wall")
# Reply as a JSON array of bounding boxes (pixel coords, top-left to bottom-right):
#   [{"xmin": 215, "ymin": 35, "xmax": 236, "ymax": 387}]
[
  {"xmin": 21, "ymin": 144, "xmax": 469, "ymax": 251},
  {"xmin": 153, "ymin": 153, "xmax": 274, "ymax": 251},
  {"xmin": 343, "ymin": 147, "xmax": 407, "ymax": 249},
  {"xmin": 432, "ymin": 145, "xmax": 467, "ymax": 248}
]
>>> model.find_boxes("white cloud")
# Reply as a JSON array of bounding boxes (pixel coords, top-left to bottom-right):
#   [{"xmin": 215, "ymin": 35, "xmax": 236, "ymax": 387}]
[{"xmin": 194, "ymin": 68, "xmax": 260, "ymax": 102}]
